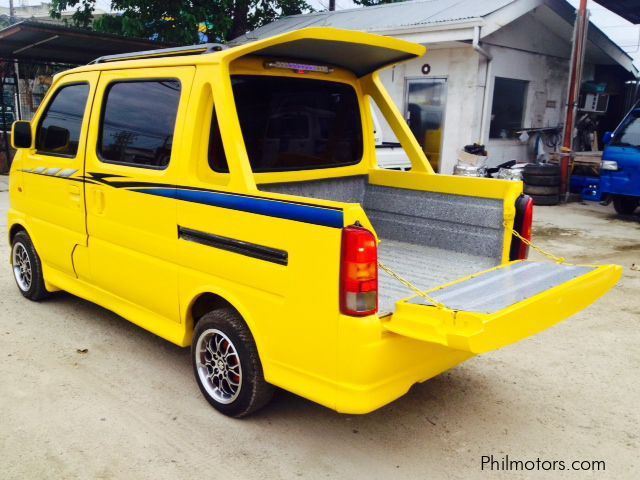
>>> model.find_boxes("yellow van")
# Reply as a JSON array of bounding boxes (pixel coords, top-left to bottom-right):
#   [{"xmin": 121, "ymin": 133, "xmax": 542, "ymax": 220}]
[{"xmin": 8, "ymin": 28, "xmax": 621, "ymax": 417}]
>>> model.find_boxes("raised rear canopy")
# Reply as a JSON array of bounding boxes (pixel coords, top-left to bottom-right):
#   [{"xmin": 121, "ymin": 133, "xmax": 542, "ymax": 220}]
[{"xmin": 224, "ymin": 28, "xmax": 426, "ymax": 77}]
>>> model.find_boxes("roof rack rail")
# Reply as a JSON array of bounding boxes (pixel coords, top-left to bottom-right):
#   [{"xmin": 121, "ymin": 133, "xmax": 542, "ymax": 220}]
[{"xmin": 89, "ymin": 43, "xmax": 227, "ymax": 64}]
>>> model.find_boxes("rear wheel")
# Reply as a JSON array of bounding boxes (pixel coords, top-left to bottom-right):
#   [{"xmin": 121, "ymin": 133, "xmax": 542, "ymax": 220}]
[
  {"xmin": 192, "ymin": 308, "xmax": 274, "ymax": 418},
  {"xmin": 11, "ymin": 231, "xmax": 49, "ymax": 301},
  {"xmin": 613, "ymin": 196, "xmax": 639, "ymax": 215}
]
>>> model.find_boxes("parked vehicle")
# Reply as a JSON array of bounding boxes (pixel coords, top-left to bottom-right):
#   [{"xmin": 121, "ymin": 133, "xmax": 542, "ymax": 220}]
[
  {"xmin": 597, "ymin": 105, "xmax": 640, "ymax": 215},
  {"xmin": 371, "ymin": 107, "xmax": 411, "ymax": 170},
  {"xmin": 7, "ymin": 29, "xmax": 621, "ymax": 417}
]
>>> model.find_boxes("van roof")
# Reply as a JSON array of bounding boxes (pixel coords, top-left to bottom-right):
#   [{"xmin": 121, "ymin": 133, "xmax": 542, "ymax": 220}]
[{"xmin": 66, "ymin": 27, "xmax": 426, "ymax": 78}]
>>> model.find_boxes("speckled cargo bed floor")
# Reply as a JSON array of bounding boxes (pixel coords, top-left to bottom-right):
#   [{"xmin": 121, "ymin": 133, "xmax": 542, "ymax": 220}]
[{"xmin": 377, "ymin": 239, "xmax": 497, "ymax": 314}]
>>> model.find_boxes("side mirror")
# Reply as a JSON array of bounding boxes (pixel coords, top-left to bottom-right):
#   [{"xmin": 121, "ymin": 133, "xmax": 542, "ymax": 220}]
[
  {"xmin": 11, "ymin": 121, "xmax": 32, "ymax": 149},
  {"xmin": 602, "ymin": 131, "xmax": 613, "ymax": 146}
]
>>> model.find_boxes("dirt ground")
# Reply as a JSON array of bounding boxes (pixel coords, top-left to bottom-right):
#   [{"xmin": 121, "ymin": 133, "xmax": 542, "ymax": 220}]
[{"xmin": 1, "ymin": 174, "xmax": 639, "ymax": 479}]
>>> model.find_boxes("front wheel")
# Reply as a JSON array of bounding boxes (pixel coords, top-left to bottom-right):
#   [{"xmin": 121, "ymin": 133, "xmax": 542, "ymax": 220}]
[
  {"xmin": 192, "ymin": 308, "xmax": 274, "ymax": 418},
  {"xmin": 11, "ymin": 231, "xmax": 49, "ymax": 301},
  {"xmin": 613, "ymin": 196, "xmax": 639, "ymax": 215}
]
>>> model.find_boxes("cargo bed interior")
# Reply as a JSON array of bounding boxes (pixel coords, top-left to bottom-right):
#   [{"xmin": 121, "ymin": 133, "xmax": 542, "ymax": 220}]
[{"xmin": 262, "ymin": 176, "xmax": 505, "ymax": 313}]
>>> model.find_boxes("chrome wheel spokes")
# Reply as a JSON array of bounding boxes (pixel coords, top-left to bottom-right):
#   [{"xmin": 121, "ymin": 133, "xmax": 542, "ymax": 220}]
[
  {"xmin": 12, "ymin": 242, "xmax": 32, "ymax": 292},
  {"xmin": 196, "ymin": 328, "xmax": 242, "ymax": 404}
]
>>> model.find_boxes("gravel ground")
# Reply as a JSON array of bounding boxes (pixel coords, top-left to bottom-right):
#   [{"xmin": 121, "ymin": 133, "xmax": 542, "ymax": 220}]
[{"xmin": 1, "ymin": 173, "xmax": 639, "ymax": 479}]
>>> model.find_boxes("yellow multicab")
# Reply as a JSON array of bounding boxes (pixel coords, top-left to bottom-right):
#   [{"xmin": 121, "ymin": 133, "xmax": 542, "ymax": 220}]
[{"xmin": 7, "ymin": 28, "xmax": 621, "ymax": 416}]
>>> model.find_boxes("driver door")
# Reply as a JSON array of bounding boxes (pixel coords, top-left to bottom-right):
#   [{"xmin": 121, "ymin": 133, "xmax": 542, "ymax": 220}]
[{"xmin": 20, "ymin": 72, "xmax": 99, "ymax": 277}]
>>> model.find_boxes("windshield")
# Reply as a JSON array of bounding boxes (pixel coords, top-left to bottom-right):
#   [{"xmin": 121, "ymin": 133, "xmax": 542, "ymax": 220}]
[
  {"xmin": 228, "ymin": 75, "xmax": 363, "ymax": 172},
  {"xmin": 612, "ymin": 111, "xmax": 640, "ymax": 147}
]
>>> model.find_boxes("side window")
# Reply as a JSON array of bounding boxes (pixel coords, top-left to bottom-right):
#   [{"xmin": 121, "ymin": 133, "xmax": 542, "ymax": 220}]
[
  {"xmin": 489, "ymin": 77, "xmax": 528, "ymax": 139},
  {"xmin": 208, "ymin": 107, "xmax": 229, "ymax": 173},
  {"xmin": 99, "ymin": 80, "xmax": 181, "ymax": 169},
  {"xmin": 36, "ymin": 83, "xmax": 90, "ymax": 157}
]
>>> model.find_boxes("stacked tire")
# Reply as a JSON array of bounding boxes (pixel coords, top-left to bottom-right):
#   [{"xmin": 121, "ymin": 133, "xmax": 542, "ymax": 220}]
[{"xmin": 523, "ymin": 164, "xmax": 561, "ymax": 206}]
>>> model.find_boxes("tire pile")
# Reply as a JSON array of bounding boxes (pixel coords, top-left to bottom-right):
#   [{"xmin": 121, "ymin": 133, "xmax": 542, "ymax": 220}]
[{"xmin": 523, "ymin": 164, "xmax": 561, "ymax": 206}]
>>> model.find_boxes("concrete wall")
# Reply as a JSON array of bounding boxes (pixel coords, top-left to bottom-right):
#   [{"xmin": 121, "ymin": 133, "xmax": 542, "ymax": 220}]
[
  {"xmin": 480, "ymin": 12, "xmax": 592, "ymax": 165},
  {"xmin": 376, "ymin": 46, "xmax": 482, "ymax": 173},
  {"xmin": 374, "ymin": 12, "xmax": 586, "ymax": 173},
  {"xmin": 480, "ymin": 44, "xmax": 571, "ymax": 165}
]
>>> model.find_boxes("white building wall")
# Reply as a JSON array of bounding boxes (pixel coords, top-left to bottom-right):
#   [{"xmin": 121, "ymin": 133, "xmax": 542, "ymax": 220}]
[
  {"xmin": 376, "ymin": 46, "xmax": 482, "ymax": 173},
  {"xmin": 375, "ymin": 42, "xmax": 574, "ymax": 172},
  {"xmin": 374, "ymin": 12, "xmax": 605, "ymax": 173},
  {"xmin": 482, "ymin": 44, "xmax": 571, "ymax": 165}
]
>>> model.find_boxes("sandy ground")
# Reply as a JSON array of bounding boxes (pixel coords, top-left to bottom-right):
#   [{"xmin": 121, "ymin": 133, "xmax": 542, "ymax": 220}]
[{"xmin": 1, "ymin": 173, "xmax": 639, "ymax": 479}]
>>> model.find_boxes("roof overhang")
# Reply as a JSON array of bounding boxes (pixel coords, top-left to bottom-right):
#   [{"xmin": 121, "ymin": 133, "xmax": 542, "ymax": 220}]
[
  {"xmin": 369, "ymin": 0, "xmax": 638, "ymax": 77},
  {"xmin": 225, "ymin": 27, "xmax": 426, "ymax": 77},
  {"xmin": 0, "ymin": 21, "xmax": 173, "ymax": 64}
]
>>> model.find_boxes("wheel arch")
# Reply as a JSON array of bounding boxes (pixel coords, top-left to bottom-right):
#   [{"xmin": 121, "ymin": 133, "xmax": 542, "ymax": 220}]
[
  {"xmin": 8, "ymin": 222, "xmax": 30, "ymax": 246},
  {"xmin": 184, "ymin": 290, "xmax": 267, "ymax": 360}
]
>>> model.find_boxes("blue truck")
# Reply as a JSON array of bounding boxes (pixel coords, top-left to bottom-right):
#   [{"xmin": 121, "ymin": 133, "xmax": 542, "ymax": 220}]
[{"xmin": 595, "ymin": 104, "xmax": 640, "ymax": 215}]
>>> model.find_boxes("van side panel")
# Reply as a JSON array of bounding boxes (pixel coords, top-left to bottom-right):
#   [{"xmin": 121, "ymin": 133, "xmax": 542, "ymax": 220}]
[
  {"xmin": 176, "ymin": 197, "xmax": 344, "ymax": 405},
  {"xmin": 175, "ymin": 65, "xmax": 353, "ymax": 407}
]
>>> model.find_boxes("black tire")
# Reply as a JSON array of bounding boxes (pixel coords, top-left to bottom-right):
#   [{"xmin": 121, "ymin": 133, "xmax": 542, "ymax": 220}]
[
  {"xmin": 613, "ymin": 196, "xmax": 639, "ymax": 215},
  {"xmin": 530, "ymin": 194, "xmax": 560, "ymax": 206},
  {"xmin": 524, "ymin": 184, "xmax": 560, "ymax": 196},
  {"xmin": 10, "ymin": 231, "xmax": 49, "ymax": 301},
  {"xmin": 192, "ymin": 308, "xmax": 274, "ymax": 418},
  {"xmin": 523, "ymin": 163, "xmax": 561, "ymax": 176},
  {"xmin": 523, "ymin": 174, "xmax": 561, "ymax": 186}
]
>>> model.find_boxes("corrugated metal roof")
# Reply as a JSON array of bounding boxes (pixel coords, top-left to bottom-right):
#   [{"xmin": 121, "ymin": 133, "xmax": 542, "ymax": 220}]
[
  {"xmin": 236, "ymin": 0, "xmax": 517, "ymax": 42},
  {"xmin": 0, "ymin": 21, "xmax": 174, "ymax": 64}
]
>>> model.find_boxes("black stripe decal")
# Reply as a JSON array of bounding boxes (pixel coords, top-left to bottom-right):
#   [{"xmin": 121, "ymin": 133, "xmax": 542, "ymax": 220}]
[{"xmin": 178, "ymin": 226, "xmax": 288, "ymax": 266}]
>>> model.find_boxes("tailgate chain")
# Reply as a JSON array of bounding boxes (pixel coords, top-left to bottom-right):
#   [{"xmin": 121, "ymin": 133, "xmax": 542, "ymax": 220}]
[
  {"xmin": 378, "ymin": 224, "xmax": 566, "ymax": 310},
  {"xmin": 378, "ymin": 261, "xmax": 449, "ymax": 309},
  {"xmin": 505, "ymin": 222, "xmax": 566, "ymax": 264}
]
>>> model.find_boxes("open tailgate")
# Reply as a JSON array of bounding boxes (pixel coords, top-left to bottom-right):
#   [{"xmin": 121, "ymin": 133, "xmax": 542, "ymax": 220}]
[{"xmin": 383, "ymin": 261, "xmax": 622, "ymax": 354}]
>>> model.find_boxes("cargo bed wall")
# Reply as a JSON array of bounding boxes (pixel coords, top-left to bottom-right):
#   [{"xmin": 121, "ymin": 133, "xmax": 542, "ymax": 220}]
[{"xmin": 262, "ymin": 176, "xmax": 505, "ymax": 260}]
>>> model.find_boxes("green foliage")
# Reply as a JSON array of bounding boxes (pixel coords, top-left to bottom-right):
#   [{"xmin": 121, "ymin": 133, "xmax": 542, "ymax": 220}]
[{"xmin": 50, "ymin": 0, "xmax": 313, "ymax": 43}]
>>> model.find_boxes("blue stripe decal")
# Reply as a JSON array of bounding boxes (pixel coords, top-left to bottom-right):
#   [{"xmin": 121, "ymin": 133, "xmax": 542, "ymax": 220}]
[{"xmin": 132, "ymin": 188, "xmax": 344, "ymax": 228}]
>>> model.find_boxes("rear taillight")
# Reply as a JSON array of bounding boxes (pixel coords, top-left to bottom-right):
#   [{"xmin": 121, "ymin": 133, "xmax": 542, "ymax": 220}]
[
  {"xmin": 340, "ymin": 226, "xmax": 378, "ymax": 316},
  {"xmin": 510, "ymin": 195, "xmax": 534, "ymax": 260}
]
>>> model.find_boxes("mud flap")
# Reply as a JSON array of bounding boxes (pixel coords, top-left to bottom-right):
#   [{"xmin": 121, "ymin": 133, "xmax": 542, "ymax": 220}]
[{"xmin": 382, "ymin": 261, "xmax": 622, "ymax": 354}]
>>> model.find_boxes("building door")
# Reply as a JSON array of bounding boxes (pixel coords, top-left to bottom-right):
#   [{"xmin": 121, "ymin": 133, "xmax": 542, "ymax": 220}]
[{"xmin": 405, "ymin": 78, "xmax": 447, "ymax": 172}]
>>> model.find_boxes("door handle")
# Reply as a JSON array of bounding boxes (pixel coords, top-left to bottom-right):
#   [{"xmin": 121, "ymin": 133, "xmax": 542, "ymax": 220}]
[
  {"xmin": 95, "ymin": 189, "xmax": 106, "ymax": 214},
  {"xmin": 68, "ymin": 184, "xmax": 81, "ymax": 204}
]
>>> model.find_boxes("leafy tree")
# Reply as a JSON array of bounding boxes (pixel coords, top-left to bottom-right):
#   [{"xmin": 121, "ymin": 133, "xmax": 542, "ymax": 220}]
[{"xmin": 50, "ymin": 0, "xmax": 313, "ymax": 44}]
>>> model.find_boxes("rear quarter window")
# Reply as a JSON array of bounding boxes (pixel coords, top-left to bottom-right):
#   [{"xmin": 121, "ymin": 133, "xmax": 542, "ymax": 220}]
[{"xmin": 214, "ymin": 75, "xmax": 363, "ymax": 173}]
